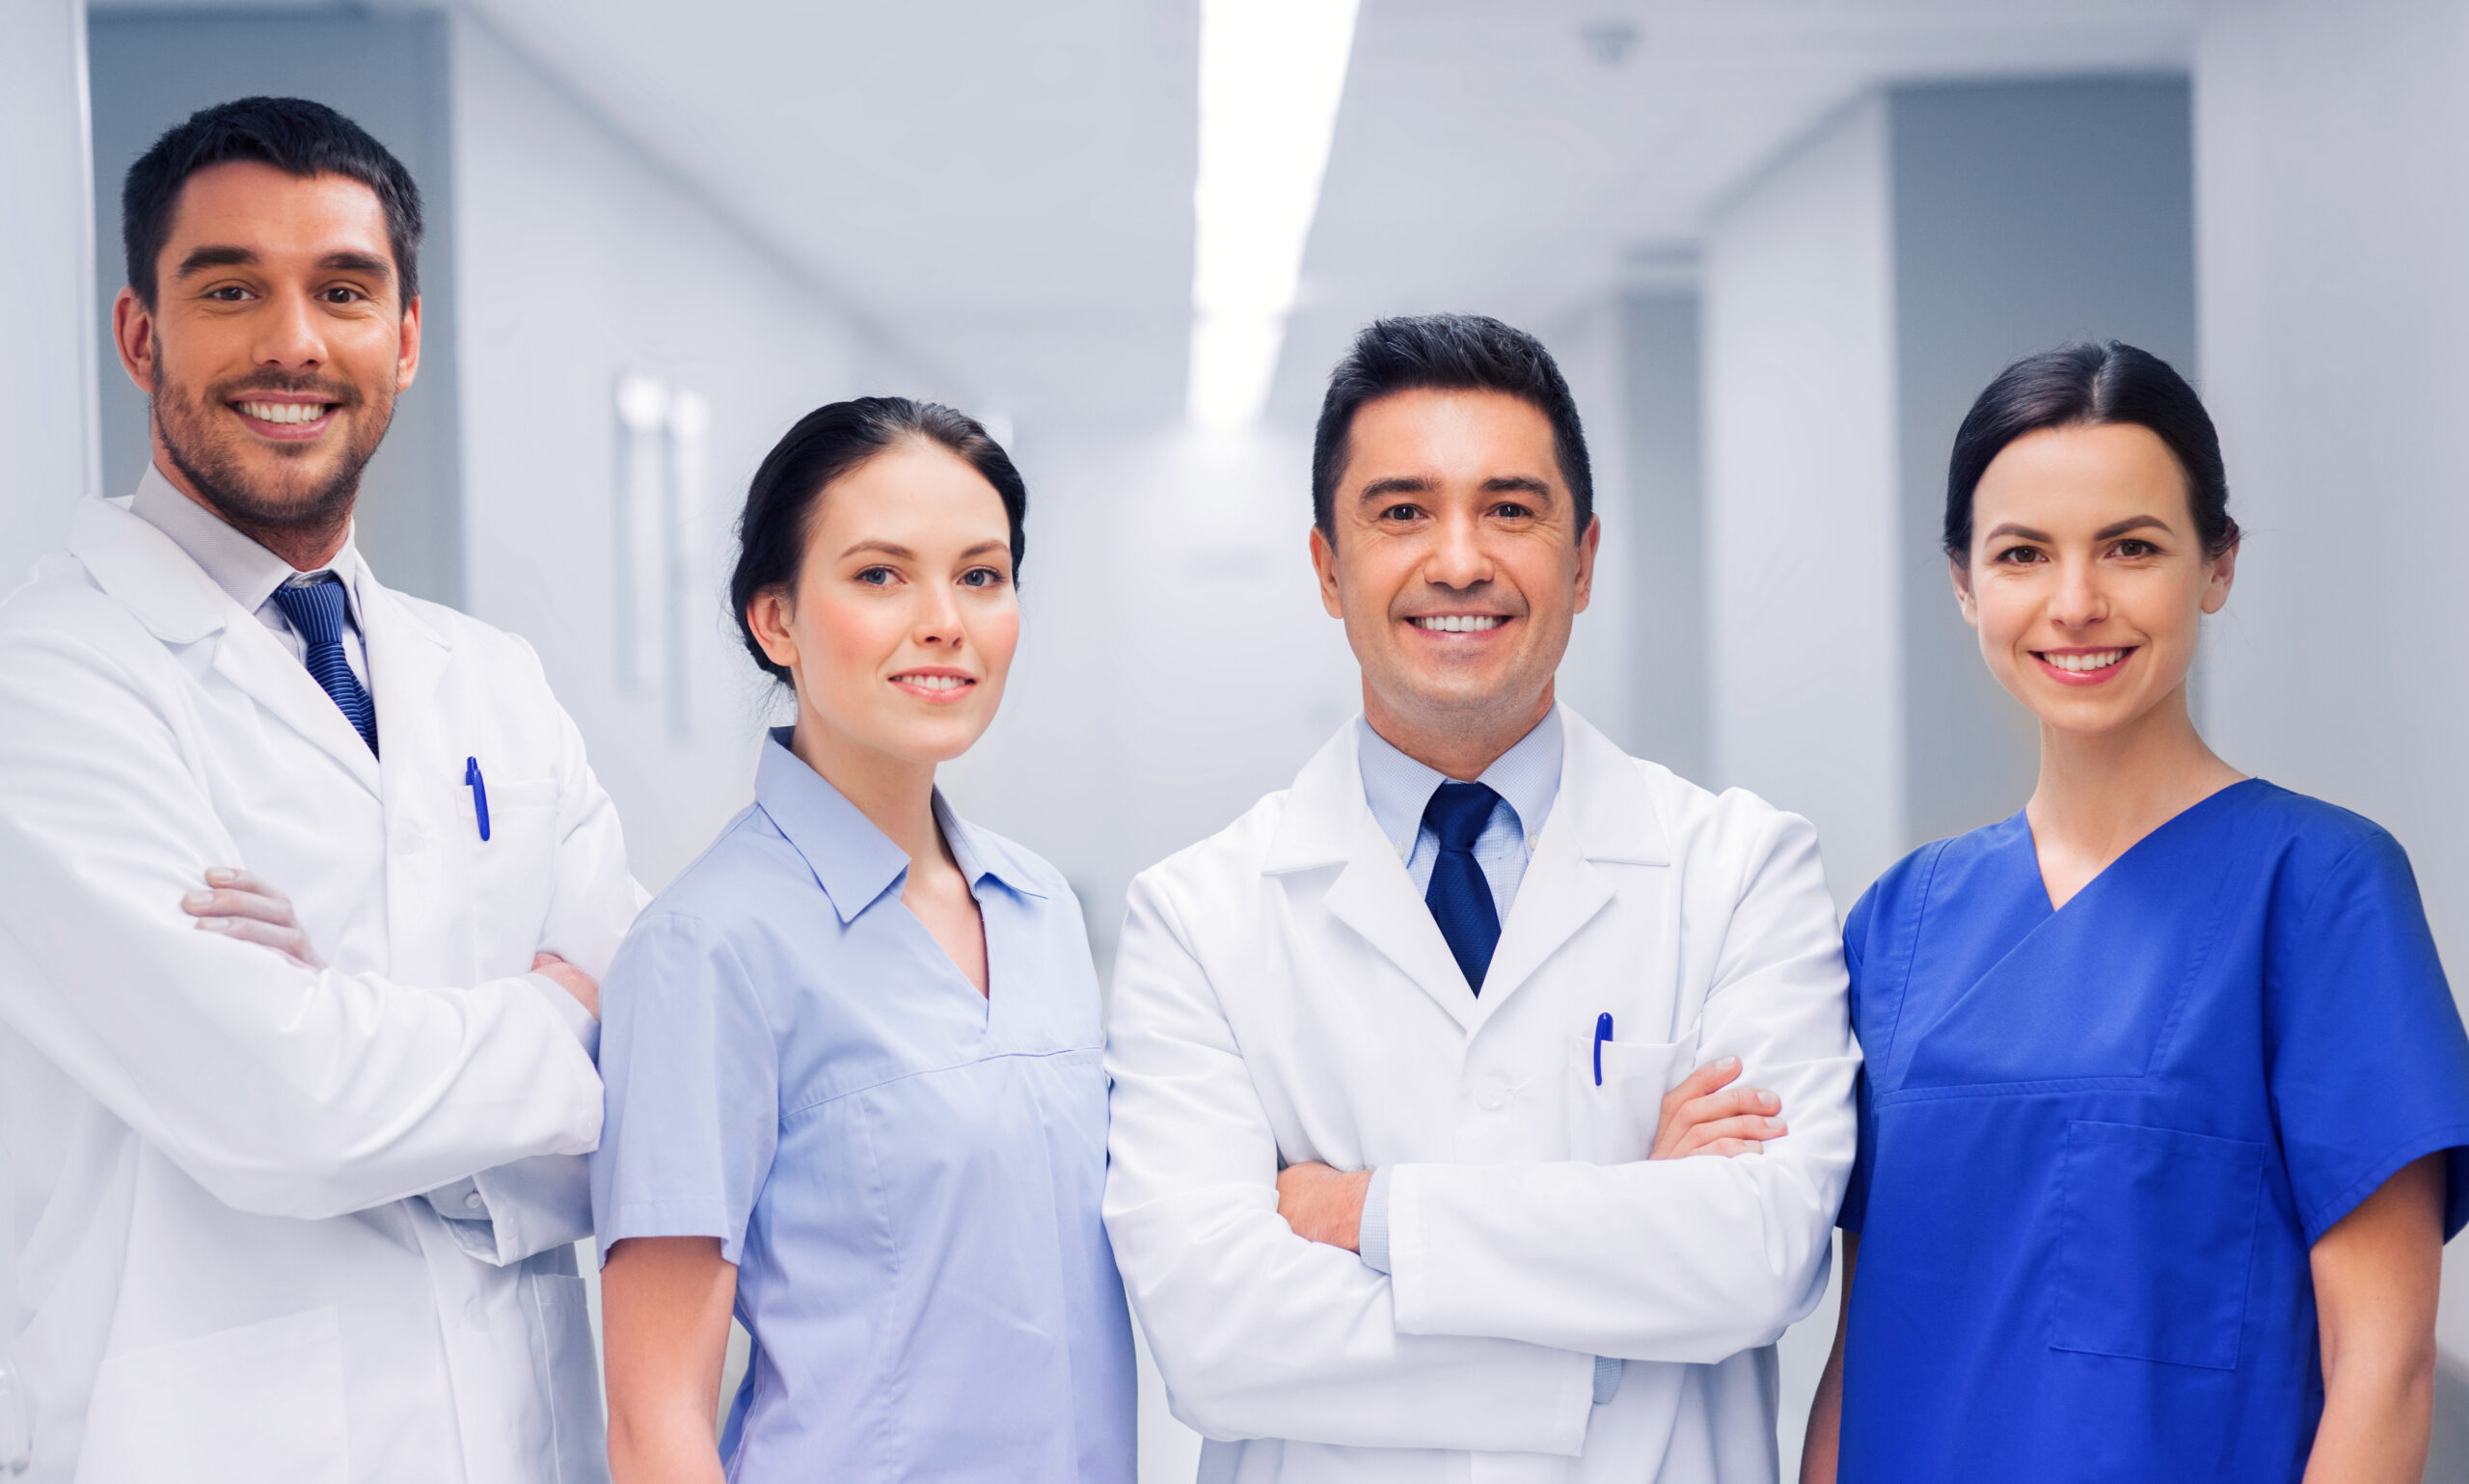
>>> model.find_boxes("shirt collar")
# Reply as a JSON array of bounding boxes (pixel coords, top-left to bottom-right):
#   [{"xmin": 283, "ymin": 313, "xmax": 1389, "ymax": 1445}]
[
  {"xmin": 1358, "ymin": 704, "xmax": 1564, "ymax": 854},
  {"xmin": 128, "ymin": 461, "xmax": 367, "ymax": 626},
  {"xmin": 754, "ymin": 727, "xmax": 1043, "ymax": 923}
]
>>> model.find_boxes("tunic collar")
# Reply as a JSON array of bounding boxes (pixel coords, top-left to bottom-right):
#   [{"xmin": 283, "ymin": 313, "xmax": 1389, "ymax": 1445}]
[{"xmin": 753, "ymin": 726, "xmax": 1043, "ymax": 923}]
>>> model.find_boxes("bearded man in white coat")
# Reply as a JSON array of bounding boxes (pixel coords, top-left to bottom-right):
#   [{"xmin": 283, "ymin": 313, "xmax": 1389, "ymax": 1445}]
[
  {"xmin": 1103, "ymin": 314, "xmax": 1860, "ymax": 1484},
  {"xmin": 0, "ymin": 99, "xmax": 634, "ymax": 1484}
]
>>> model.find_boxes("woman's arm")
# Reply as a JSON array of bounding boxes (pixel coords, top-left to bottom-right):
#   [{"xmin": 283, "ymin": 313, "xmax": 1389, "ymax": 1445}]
[
  {"xmin": 2304, "ymin": 1153, "xmax": 2443, "ymax": 1484},
  {"xmin": 1798, "ymin": 1232, "xmax": 1857, "ymax": 1484},
  {"xmin": 603, "ymin": 1236, "xmax": 739, "ymax": 1484}
]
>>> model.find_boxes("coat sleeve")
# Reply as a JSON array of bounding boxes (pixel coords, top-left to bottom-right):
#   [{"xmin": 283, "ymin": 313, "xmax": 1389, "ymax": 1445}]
[
  {"xmin": 439, "ymin": 636, "xmax": 647, "ymax": 1264},
  {"xmin": 1102, "ymin": 871, "xmax": 1596, "ymax": 1454},
  {"xmin": 1385, "ymin": 806, "xmax": 1860, "ymax": 1363},
  {"xmin": 0, "ymin": 615, "xmax": 605, "ymax": 1224}
]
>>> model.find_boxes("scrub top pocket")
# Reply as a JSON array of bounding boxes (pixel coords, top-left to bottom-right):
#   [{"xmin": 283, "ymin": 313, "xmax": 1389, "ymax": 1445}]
[{"xmin": 2049, "ymin": 1120, "xmax": 2266, "ymax": 1371}]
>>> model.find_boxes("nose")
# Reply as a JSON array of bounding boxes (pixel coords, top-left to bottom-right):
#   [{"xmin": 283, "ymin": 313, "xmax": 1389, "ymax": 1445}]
[
  {"xmin": 2048, "ymin": 553, "xmax": 2107, "ymax": 631},
  {"xmin": 911, "ymin": 579, "xmax": 967, "ymax": 650},
  {"xmin": 252, "ymin": 285, "xmax": 328, "ymax": 373},
  {"xmin": 1423, "ymin": 505, "xmax": 1493, "ymax": 592}
]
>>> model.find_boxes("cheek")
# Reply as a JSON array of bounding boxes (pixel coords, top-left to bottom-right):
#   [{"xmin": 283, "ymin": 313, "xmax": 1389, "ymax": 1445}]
[
  {"xmin": 793, "ymin": 589, "xmax": 899, "ymax": 692},
  {"xmin": 973, "ymin": 605, "xmax": 1022, "ymax": 673}
]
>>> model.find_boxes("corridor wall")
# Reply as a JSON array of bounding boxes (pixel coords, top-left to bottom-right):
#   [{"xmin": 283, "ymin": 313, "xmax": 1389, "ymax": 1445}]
[{"xmin": 0, "ymin": 0, "xmax": 98, "ymax": 589}]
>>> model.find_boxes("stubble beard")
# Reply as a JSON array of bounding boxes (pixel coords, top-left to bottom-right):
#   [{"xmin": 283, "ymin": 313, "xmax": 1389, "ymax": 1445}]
[{"xmin": 151, "ymin": 346, "xmax": 393, "ymax": 552}]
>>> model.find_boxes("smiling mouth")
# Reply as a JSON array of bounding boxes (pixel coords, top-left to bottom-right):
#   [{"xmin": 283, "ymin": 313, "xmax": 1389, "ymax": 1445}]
[
  {"xmin": 891, "ymin": 671, "xmax": 973, "ymax": 693},
  {"xmin": 2035, "ymin": 647, "xmax": 2133, "ymax": 675},
  {"xmin": 1408, "ymin": 615, "xmax": 1507, "ymax": 634},
  {"xmin": 231, "ymin": 398, "xmax": 339, "ymax": 429}
]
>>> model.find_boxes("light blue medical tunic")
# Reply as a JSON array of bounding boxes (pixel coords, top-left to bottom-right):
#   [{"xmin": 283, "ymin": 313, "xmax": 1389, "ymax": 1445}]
[
  {"xmin": 1838, "ymin": 780, "xmax": 2469, "ymax": 1481},
  {"xmin": 590, "ymin": 730, "xmax": 1135, "ymax": 1482}
]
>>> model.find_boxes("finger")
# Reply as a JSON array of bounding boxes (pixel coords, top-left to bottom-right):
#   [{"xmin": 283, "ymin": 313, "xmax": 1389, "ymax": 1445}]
[
  {"xmin": 202, "ymin": 867, "xmax": 287, "ymax": 904},
  {"xmin": 194, "ymin": 916, "xmax": 307, "ymax": 955},
  {"xmin": 1678, "ymin": 1114, "xmax": 1789, "ymax": 1149},
  {"xmin": 181, "ymin": 887, "xmax": 298, "ymax": 927},
  {"xmin": 1677, "ymin": 1085, "xmax": 1780, "ymax": 1127},
  {"xmin": 1659, "ymin": 1057, "xmax": 1743, "ymax": 1115},
  {"xmin": 1690, "ymin": 1138, "xmax": 1766, "ymax": 1158}
]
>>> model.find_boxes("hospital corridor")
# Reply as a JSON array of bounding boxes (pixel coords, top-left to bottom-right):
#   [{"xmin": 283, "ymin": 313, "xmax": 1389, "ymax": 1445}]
[{"xmin": 4, "ymin": 1, "xmax": 2468, "ymax": 1479}]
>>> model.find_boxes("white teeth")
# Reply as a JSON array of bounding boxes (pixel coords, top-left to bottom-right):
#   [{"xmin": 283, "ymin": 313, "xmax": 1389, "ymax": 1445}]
[
  {"xmin": 1410, "ymin": 615, "xmax": 1506, "ymax": 634},
  {"xmin": 895, "ymin": 674, "xmax": 967, "ymax": 691},
  {"xmin": 237, "ymin": 401, "xmax": 328, "ymax": 425},
  {"xmin": 2045, "ymin": 649, "xmax": 2127, "ymax": 672}
]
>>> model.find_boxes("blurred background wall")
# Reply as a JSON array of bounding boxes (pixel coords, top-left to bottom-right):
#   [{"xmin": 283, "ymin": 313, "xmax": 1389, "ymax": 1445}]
[{"xmin": 6, "ymin": 0, "xmax": 2469, "ymax": 1475}]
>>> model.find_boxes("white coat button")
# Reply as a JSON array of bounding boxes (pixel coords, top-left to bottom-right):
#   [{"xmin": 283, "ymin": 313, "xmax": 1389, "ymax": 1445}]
[
  {"xmin": 393, "ymin": 829, "xmax": 423, "ymax": 856},
  {"xmin": 463, "ymin": 1191, "xmax": 484, "ymax": 1211},
  {"xmin": 1477, "ymin": 1084, "xmax": 1510, "ymax": 1112},
  {"xmin": 464, "ymin": 1296, "xmax": 488, "ymax": 1332}
]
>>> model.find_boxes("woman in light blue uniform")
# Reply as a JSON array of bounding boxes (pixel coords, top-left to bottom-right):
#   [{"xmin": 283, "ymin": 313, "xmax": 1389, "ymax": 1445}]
[
  {"xmin": 589, "ymin": 399, "xmax": 1132, "ymax": 1483},
  {"xmin": 1803, "ymin": 343, "xmax": 2469, "ymax": 1482}
]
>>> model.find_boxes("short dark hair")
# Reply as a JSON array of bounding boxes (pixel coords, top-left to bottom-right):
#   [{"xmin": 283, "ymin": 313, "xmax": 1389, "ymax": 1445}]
[
  {"xmin": 123, "ymin": 96, "xmax": 422, "ymax": 309},
  {"xmin": 730, "ymin": 397, "xmax": 1029, "ymax": 687},
  {"xmin": 1945, "ymin": 340, "xmax": 2238, "ymax": 559},
  {"xmin": 1311, "ymin": 313, "xmax": 1593, "ymax": 538}
]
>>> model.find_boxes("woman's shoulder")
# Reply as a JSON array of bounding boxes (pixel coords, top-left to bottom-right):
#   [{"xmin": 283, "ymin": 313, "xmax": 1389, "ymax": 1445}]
[
  {"xmin": 2216, "ymin": 778, "xmax": 2417, "ymax": 902},
  {"xmin": 634, "ymin": 802, "xmax": 820, "ymax": 936},
  {"xmin": 1851, "ymin": 814, "xmax": 2026, "ymax": 935}
]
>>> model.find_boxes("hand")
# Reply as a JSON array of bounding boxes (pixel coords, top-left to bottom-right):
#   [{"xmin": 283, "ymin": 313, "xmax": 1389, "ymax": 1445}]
[
  {"xmin": 533, "ymin": 952, "xmax": 600, "ymax": 1019},
  {"xmin": 1651, "ymin": 1056, "xmax": 1787, "ymax": 1159},
  {"xmin": 181, "ymin": 867, "xmax": 324, "ymax": 970},
  {"xmin": 1276, "ymin": 1161, "xmax": 1371, "ymax": 1252}
]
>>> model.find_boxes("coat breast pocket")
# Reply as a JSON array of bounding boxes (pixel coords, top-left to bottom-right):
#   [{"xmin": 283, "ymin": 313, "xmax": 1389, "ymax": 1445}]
[
  {"xmin": 1564, "ymin": 1034, "xmax": 1696, "ymax": 1163},
  {"xmin": 75, "ymin": 1308, "xmax": 349, "ymax": 1484},
  {"xmin": 2049, "ymin": 1120, "xmax": 2266, "ymax": 1370},
  {"xmin": 471, "ymin": 776, "xmax": 559, "ymax": 969}
]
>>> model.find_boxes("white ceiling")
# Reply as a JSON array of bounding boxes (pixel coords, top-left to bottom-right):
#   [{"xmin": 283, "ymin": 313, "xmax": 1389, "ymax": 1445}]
[{"xmin": 95, "ymin": 0, "xmax": 2197, "ymax": 428}]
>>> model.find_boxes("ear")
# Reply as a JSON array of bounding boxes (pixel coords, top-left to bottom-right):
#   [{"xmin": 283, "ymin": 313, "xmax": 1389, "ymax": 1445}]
[
  {"xmin": 1949, "ymin": 554, "xmax": 1980, "ymax": 630},
  {"xmin": 113, "ymin": 286, "xmax": 156, "ymax": 394},
  {"xmin": 746, "ymin": 586, "xmax": 800, "ymax": 674},
  {"xmin": 394, "ymin": 293, "xmax": 422, "ymax": 392},
  {"xmin": 2200, "ymin": 538, "xmax": 2238, "ymax": 615},
  {"xmin": 1310, "ymin": 525, "xmax": 1344, "ymax": 619},
  {"xmin": 1569, "ymin": 514, "xmax": 1601, "ymax": 615}
]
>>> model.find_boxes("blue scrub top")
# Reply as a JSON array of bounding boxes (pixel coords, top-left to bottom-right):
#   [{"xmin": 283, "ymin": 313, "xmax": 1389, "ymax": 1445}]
[
  {"xmin": 590, "ymin": 730, "xmax": 1135, "ymax": 1483},
  {"xmin": 1838, "ymin": 780, "xmax": 2469, "ymax": 1481}
]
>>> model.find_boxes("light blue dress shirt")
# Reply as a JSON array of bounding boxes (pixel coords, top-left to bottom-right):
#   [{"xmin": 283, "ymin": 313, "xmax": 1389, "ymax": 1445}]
[
  {"xmin": 590, "ymin": 729, "xmax": 1135, "ymax": 1482},
  {"xmin": 1352, "ymin": 708, "xmax": 1618, "ymax": 1402}
]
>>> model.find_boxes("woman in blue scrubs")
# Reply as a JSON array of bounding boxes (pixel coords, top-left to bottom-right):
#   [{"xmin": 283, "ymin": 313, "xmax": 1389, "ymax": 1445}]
[
  {"xmin": 1802, "ymin": 343, "xmax": 2469, "ymax": 1482},
  {"xmin": 589, "ymin": 399, "xmax": 1133, "ymax": 1483}
]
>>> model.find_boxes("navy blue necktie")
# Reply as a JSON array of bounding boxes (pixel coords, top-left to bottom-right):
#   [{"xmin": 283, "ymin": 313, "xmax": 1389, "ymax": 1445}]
[
  {"xmin": 269, "ymin": 575, "xmax": 379, "ymax": 756},
  {"xmin": 1423, "ymin": 780, "xmax": 1503, "ymax": 994}
]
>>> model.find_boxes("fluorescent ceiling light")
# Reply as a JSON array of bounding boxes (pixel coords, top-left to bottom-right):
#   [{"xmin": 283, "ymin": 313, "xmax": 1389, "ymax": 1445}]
[{"xmin": 1187, "ymin": 0, "xmax": 1361, "ymax": 427}]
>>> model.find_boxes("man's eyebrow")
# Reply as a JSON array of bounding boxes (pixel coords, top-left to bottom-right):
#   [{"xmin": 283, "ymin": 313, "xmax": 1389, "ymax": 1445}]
[
  {"xmin": 1357, "ymin": 476, "xmax": 1434, "ymax": 501},
  {"xmin": 175, "ymin": 245, "xmax": 258, "ymax": 279},
  {"xmin": 319, "ymin": 251, "xmax": 393, "ymax": 281},
  {"xmin": 1480, "ymin": 475, "xmax": 1555, "ymax": 498}
]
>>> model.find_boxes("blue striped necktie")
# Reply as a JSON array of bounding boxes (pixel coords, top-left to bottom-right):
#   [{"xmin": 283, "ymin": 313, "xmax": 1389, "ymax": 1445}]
[
  {"xmin": 1422, "ymin": 780, "xmax": 1503, "ymax": 993},
  {"xmin": 269, "ymin": 575, "xmax": 378, "ymax": 756}
]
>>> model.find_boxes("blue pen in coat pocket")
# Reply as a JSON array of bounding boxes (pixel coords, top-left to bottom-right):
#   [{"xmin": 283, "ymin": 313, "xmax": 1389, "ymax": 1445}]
[
  {"xmin": 465, "ymin": 757, "xmax": 491, "ymax": 842},
  {"xmin": 1593, "ymin": 1012, "xmax": 1614, "ymax": 1086}
]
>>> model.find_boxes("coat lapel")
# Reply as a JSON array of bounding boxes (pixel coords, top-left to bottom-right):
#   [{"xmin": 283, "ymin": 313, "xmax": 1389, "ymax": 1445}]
[
  {"xmin": 1470, "ymin": 708, "xmax": 1671, "ymax": 1026},
  {"xmin": 69, "ymin": 499, "xmax": 382, "ymax": 795},
  {"xmin": 1264, "ymin": 722, "xmax": 1479, "ymax": 1035}
]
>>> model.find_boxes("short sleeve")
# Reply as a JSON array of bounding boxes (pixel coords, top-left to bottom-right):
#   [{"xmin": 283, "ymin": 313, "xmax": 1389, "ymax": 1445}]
[
  {"xmin": 1836, "ymin": 887, "xmax": 1877, "ymax": 1235},
  {"xmin": 2266, "ymin": 829, "xmax": 2469, "ymax": 1244},
  {"xmin": 589, "ymin": 911, "xmax": 780, "ymax": 1265}
]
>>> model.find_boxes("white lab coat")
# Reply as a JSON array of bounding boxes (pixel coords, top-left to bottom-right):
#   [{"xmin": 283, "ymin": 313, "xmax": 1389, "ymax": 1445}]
[
  {"xmin": 0, "ymin": 495, "xmax": 638, "ymax": 1484},
  {"xmin": 1103, "ymin": 706, "xmax": 1859, "ymax": 1484}
]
